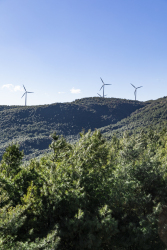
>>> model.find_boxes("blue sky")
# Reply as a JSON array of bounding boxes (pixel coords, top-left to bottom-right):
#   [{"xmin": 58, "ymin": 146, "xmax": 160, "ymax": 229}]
[{"xmin": 0, "ymin": 0, "xmax": 167, "ymax": 105}]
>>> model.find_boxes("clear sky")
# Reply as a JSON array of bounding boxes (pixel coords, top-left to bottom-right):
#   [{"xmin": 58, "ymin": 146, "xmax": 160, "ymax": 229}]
[{"xmin": 0, "ymin": 0, "xmax": 167, "ymax": 105}]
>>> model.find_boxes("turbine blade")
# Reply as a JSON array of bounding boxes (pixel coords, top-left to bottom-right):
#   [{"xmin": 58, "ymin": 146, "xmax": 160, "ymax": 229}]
[
  {"xmin": 130, "ymin": 83, "xmax": 136, "ymax": 88},
  {"xmin": 100, "ymin": 77, "xmax": 104, "ymax": 84},
  {"xmin": 100, "ymin": 86, "xmax": 103, "ymax": 91},
  {"xmin": 21, "ymin": 93, "xmax": 25, "ymax": 98},
  {"xmin": 137, "ymin": 86, "xmax": 143, "ymax": 89},
  {"xmin": 23, "ymin": 85, "xmax": 26, "ymax": 91},
  {"xmin": 27, "ymin": 92, "xmax": 34, "ymax": 93},
  {"xmin": 97, "ymin": 93, "xmax": 102, "ymax": 97},
  {"xmin": 104, "ymin": 84, "xmax": 111, "ymax": 85}
]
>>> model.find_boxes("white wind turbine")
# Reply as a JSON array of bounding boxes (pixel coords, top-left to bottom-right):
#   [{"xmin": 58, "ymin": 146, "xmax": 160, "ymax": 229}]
[
  {"xmin": 130, "ymin": 83, "xmax": 143, "ymax": 101},
  {"xmin": 21, "ymin": 85, "xmax": 34, "ymax": 106},
  {"xmin": 99, "ymin": 78, "xmax": 111, "ymax": 98}
]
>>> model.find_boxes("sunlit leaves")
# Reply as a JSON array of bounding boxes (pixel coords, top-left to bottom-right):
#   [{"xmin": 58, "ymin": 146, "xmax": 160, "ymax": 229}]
[{"xmin": 1, "ymin": 128, "xmax": 167, "ymax": 249}]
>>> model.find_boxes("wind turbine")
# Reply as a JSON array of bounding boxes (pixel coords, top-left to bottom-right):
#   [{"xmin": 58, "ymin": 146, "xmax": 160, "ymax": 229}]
[
  {"xmin": 99, "ymin": 78, "xmax": 111, "ymax": 98},
  {"xmin": 21, "ymin": 85, "xmax": 34, "ymax": 106},
  {"xmin": 130, "ymin": 83, "xmax": 142, "ymax": 101}
]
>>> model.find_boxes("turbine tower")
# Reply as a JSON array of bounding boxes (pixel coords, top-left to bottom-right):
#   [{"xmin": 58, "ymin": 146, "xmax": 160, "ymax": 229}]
[
  {"xmin": 99, "ymin": 78, "xmax": 111, "ymax": 98},
  {"xmin": 21, "ymin": 85, "xmax": 34, "ymax": 106},
  {"xmin": 130, "ymin": 83, "xmax": 142, "ymax": 101}
]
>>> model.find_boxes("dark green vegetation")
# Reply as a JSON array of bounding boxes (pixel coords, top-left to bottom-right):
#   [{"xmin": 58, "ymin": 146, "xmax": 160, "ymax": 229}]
[
  {"xmin": 1, "ymin": 96, "xmax": 167, "ymax": 160},
  {"xmin": 101, "ymin": 96, "xmax": 167, "ymax": 138},
  {"xmin": 1, "ymin": 129, "xmax": 167, "ymax": 249},
  {"xmin": 0, "ymin": 97, "xmax": 146, "ymax": 161}
]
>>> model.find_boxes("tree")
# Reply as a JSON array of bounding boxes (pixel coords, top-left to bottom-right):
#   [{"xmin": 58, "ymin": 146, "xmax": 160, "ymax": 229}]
[
  {"xmin": 0, "ymin": 129, "xmax": 167, "ymax": 249},
  {"xmin": 0, "ymin": 144, "xmax": 24, "ymax": 177}
]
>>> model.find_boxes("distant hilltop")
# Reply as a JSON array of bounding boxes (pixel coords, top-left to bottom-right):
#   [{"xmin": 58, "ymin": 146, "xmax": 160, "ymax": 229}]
[{"xmin": 0, "ymin": 96, "xmax": 167, "ymax": 161}]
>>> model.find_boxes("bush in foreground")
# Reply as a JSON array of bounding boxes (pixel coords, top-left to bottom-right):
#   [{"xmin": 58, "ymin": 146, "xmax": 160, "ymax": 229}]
[{"xmin": 0, "ymin": 129, "xmax": 167, "ymax": 249}]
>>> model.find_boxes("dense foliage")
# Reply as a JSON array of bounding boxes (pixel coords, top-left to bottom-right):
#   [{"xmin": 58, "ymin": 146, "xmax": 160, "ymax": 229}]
[
  {"xmin": 1, "ymin": 129, "xmax": 167, "ymax": 249},
  {"xmin": 101, "ymin": 96, "xmax": 167, "ymax": 138},
  {"xmin": 0, "ymin": 97, "xmax": 145, "ymax": 161}
]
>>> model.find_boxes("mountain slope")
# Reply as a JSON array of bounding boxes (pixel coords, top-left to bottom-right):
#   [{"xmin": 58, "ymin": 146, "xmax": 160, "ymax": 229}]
[
  {"xmin": 0, "ymin": 97, "xmax": 146, "ymax": 160},
  {"xmin": 101, "ymin": 96, "xmax": 167, "ymax": 138}
]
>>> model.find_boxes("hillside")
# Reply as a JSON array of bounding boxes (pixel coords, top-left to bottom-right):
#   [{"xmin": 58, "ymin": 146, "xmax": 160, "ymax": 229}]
[
  {"xmin": 0, "ymin": 97, "xmax": 146, "ymax": 160},
  {"xmin": 101, "ymin": 96, "xmax": 167, "ymax": 138}
]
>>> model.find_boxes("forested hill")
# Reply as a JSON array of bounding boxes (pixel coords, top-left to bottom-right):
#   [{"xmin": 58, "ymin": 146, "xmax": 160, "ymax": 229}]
[
  {"xmin": 0, "ymin": 97, "xmax": 145, "ymax": 160},
  {"xmin": 101, "ymin": 96, "xmax": 167, "ymax": 138}
]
